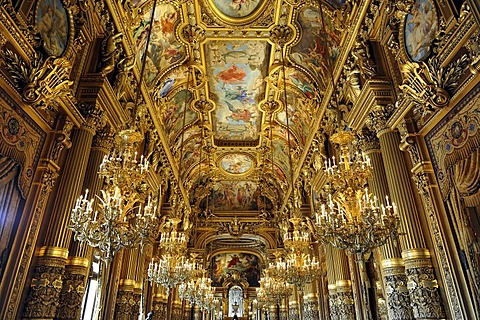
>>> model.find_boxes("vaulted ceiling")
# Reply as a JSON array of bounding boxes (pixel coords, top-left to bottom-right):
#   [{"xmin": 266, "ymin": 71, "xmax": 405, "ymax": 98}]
[{"xmin": 127, "ymin": 0, "xmax": 351, "ymax": 221}]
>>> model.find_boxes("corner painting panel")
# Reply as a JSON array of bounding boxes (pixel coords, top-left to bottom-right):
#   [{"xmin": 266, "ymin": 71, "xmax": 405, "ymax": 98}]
[
  {"xmin": 205, "ymin": 40, "xmax": 269, "ymax": 141},
  {"xmin": 290, "ymin": 6, "xmax": 340, "ymax": 88},
  {"xmin": 211, "ymin": 253, "xmax": 261, "ymax": 287},
  {"xmin": 134, "ymin": 3, "xmax": 186, "ymax": 85},
  {"xmin": 36, "ymin": 0, "xmax": 69, "ymax": 57}
]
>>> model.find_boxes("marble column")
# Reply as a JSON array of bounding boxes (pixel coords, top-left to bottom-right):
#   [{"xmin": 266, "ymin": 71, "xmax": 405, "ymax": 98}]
[
  {"xmin": 57, "ymin": 130, "xmax": 112, "ymax": 319},
  {"xmin": 22, "ymin": 109, "xmax": 104, "ymax": 319},
  {"xmin": 359, "ymin": 129, "xmax": 413, "ymax": 320},
  {"xmin": 367, "ymin": 105, "xmax": 444, "ymax": 319}
]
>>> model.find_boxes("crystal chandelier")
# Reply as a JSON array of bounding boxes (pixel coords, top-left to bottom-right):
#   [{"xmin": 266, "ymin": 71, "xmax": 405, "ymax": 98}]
[
  {"xmin": 148, "ymin": 217, "xmax": 195, "ymax": 292},
  {"xmin": 258, "ymin": 265, "xmax": 293, "ymax": 306},
  {"xmin": 179, "ymin": 270, "xmax": 215, "ymax": 311},
  {"xmin": 276, "ymin": 217, "xmax": 320, "ymax": 288},
  {"xmin": 70, "ymin": 127, "xmax": 159, "ymax": 262},
  {"xmin": 314, "ymin": 130, "xmax": 400, "ymax": 256}
]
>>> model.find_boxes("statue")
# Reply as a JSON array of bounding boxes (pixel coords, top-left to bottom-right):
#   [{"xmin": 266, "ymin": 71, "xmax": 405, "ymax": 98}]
[
  {"xmin": 114, "ymin": 54, "xmax": 135, "ymax": 101},
  {"xmin": 101, "ymin": 32, "xmax": 123, "ymax": 75},
  {"xmin": 145, "ymin": 311, "xmax": 154, "ymax": 320}
]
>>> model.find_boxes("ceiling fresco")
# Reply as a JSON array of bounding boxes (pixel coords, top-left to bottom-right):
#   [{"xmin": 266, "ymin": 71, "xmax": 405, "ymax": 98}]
[
  {"xmin": 131, "ymin": 0, "xmax": 347, "ymax": 214},
  {"xmin": 133, "ymin": 2, "xmax": 186, "ymax": 86},
  {"xmin": 205, "ymin": 40, "xmax": 269, "ymax": 142}
]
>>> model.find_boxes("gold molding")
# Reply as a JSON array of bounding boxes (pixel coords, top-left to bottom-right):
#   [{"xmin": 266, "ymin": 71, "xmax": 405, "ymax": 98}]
[
  {"xmin": 381, "ymin": 258, "xmax": 405, "ymax": 269},
  {"xmin": 336, "ymin": 279, "xmax": 352, "ymax": 288},
  {"xmin": 66, "ymin": 257, "xmax": 90, "ymax": 268},
  {"xmin": 38, "ymin": 246, "xmax": 69, "ymax": 260},
  {"xmin": 402, "ymin": 248, "xmax": 431, "ymax": 260}
]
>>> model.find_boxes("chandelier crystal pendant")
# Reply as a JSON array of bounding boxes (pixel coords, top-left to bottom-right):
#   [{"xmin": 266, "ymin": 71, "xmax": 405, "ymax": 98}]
[
  {"xmin": 179, "ymin": 270, "xmax": 215, "ymax": 311},
  {"xmin": 314, "ymin": 130, "xmax": 400, "ymax": 256}
]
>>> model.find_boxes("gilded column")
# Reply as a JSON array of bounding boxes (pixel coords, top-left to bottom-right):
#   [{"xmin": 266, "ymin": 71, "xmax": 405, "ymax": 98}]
[
  {"xmin": 367, "ymin": 105, "xmax": 444, "ymax": 319},
  {"xmin": 303, "ymin": 291, "xmax": 320, "ymax": 320},
  {"xmin": 171, "ymin": 291, "xmax": 183, "ymax": 320},
  {"xmin": 358, "ymin": 129, "xmax": 413, "ymax": 320},
  {"xmin": 57, "ymin": 129, "xmax": 112, "ymax": 319},
  {"xmin": 279, "ymin": 302, "xmax": 288, "ymax": 320},
  {"xmin": 151, "ymin": 288, "xmax": 168, "ymax": 320},
  {"xmin": 114, "ymin": 248, "xmax": 140, "ymax": 320},
  {"xmin": 22, "ymin": 109, "xmax": 104, "ymax": 319},
  {"xmin": 332, "ymin": 247, "xmax": 355, "ymax": 320},
  {"xmin": 324, "ymin": 245, "xmax": 338, "ymax": 319}
]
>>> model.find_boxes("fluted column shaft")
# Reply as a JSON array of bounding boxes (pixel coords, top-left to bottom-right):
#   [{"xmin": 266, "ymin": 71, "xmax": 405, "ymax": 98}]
[
  {"xmin": 324, "ymin": 245, "xmax": 338, "ymax": 319},
  {"xmin": 332, "ymin": 248, "xmax": 355, "ymax": 320},
  {"xmin": 57, "ymin": 131, "xmax": 111, "ymax": 319},
  {"xmin": 359, "ymin": 130, "xmax": 413, "ymax": 320},
  {"xmin": 22, "ymin": 110, "xmax": 104, "ymax": 319},
  {"xmin": 368, "ymin": 105, "xmax": 444, "ymax": 319}
]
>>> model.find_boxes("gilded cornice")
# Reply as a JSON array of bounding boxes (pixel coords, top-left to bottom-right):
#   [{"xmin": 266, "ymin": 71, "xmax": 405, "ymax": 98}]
[{"xmin": 346, "ymin": 78, "xmax": 395, "ymax": 130}]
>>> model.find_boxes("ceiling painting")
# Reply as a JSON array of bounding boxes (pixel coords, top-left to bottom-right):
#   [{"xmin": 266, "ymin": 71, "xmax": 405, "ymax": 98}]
[
  {"xmin": 209, "ymin": 180, "xmax": 261, "ymax": 211},
  {"xmin": 211, "ymin": 0, "xmax": 264, "ymax": 18},
  {"xmin": 290, "ymin": 6, "xmax": 341, "ymax": 88},
  {"xmin": 205, "ymin": 40, "xmax": 269, "ymax": 142},
  {"xmin": 277, "ymin": 99, "xmax": 310, "ymax": 146},
  {"xmin": 211, "ymin": 252, "xmax": 261, "ymax": 287},
  {"xmin": 162, "ymin": 89, "xmax": 197, "ymax": 142},
  {"xmin": 156, "ymin": 66, "xmax": 189, "ymax": 98},
  {"xmin": 179, "ymin": 135, "xmax": 203, "ymax": 178},
  {"xmin": 287, "ymin": 68, "xmax": 316, "ymax": 99},
  {"xmin": 133, "ymin": 2, "xmax": 186, "ymax": 86},
  {"xmin": 271, "ymin": 139, "xmax": 290, "ymax": 180},
  {"xmin": 219, "ymin": 153, "xmax": 255, "ymax": 175}
]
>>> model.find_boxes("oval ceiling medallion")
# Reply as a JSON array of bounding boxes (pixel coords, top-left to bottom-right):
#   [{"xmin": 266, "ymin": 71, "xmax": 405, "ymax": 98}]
[
  {"xmin": 219, "ymin": 153, "xmax": 254, "ymax": 175},
  {"xmin": 211, "ymin": 0, "xmax": 264, "ymax": 19}
]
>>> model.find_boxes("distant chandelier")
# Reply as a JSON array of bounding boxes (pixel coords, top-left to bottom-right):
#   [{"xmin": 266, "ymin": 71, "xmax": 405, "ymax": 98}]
[
  {"xmin": 257, "ymin": 265, "xmax": 293, "ymax": 306},
  {"xmin": 179, "ymin": 270, "xmax": 216, "ymax": 311},
  {"xmin": 314, "ymin": 130, "xmax": 400, "ymax": 256},
  {"xmin": 148, "ymin": 217, "xmax": 194, "ymax": 292},
  {"xmin": 277, "ymin": 217, "xmax": 320, "ymax": 288},
  {"xmin": 70, "ymin": 129, "xmax": 159, "ymax": 262}
]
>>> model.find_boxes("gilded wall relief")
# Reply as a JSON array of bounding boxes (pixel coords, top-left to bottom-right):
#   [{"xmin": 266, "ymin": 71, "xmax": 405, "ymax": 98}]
[
  {"xmin": 403, "ymin": 0, "xmax": 438, "ymax": 62},
  {"xmin": 219, "ymin": 153, "xmax": 255, "ymax": 175},
  {"xmin": 211, "ymin": 252, "xmax": 261, "ymax": 287},
  {"xmin": 426, "ymin": 84, "xmax": 480, "ymax": 200},
  {"xmin": 133, "ymin": 3, "xmax": 186, "ymax": 85},
  {"xmin": 209, "ymin": 180, "xmax": 261, "ymax": 211},
  {"xmin": 290, "ymin": 6, "xmax": 340, "ymax": 88},
  {"xmin": 35, "ymin": 0, "xmax": 69, "ymax": 57},
  {"xmin": 205, "ymin": 40, "xmax": 269, "ymax": 142}
]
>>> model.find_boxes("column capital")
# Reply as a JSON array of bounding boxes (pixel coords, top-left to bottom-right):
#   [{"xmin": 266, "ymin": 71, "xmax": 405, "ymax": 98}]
[
  {"xmin": 81, "ymin": 106, "xmax": 106, "ymax": 134},
  {"xmin": 366, "ymin": 104, "xmax": 395, "ymax": 136},
  {"xmin": 357, "ymin": 128, "xmax": 380, "ymax": 153},
  {"xmin": 92, "ymin": 127, "xmax": 114, "ymax": 152}
]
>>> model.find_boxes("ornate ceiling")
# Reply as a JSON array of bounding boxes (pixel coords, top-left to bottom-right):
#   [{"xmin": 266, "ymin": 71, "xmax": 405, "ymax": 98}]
[{"xmin": 126, "ymin": 0, "xmax": 351, "ymax": 219}]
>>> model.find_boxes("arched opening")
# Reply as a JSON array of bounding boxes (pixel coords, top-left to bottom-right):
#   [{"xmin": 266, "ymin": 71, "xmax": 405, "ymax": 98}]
[{"xmin": 228, "ymin": 285, "xmax": 244, "ymax": 317}]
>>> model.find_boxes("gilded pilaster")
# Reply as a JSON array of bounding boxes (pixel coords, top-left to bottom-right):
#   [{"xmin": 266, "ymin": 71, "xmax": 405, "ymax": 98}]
[
  {"xmin": 303, "ymin": 292, "xmax": 320, "ymax": 320},
  {"xmin": 358, "ymin": 129, "xmax": 412, "ymax": 319},
  {"xmin": 332, "ymin": 248, "xmax": 355, "ymax": 320},
  {"xmin": 269, "ymin": 304, "xmax": 279, "ymax": 320},
  {"xmin": 57, "ymin": 130, "xmax": 112, "ymax": 319},
  {"xmin": 23, "ymin": 110, "xmax": 105, "ymax": 319},
  {"xmin": 151, "ymin": 291, "xmax": 168, "ymax": 320},
  {"xmin": 172, "ymin": 298, "xmax": 183, "ymax": 320},
  {"xmin": 288, "ymin": 300, "xmax": 299, "ymax": 320},
  {"xmin": 367, "ymin": 105, "xmax": 444, "ymax": 319},
  {"xmin": 114, "ymin": 279, "xmax": 138, "ymax": 320},
  {"xmin": 279, "ymin": 304, "xmax": 288, "ymax": 320},
  {"xmin": 324, "ymin": 245, "xmax": 338, "ymax": 319}
]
